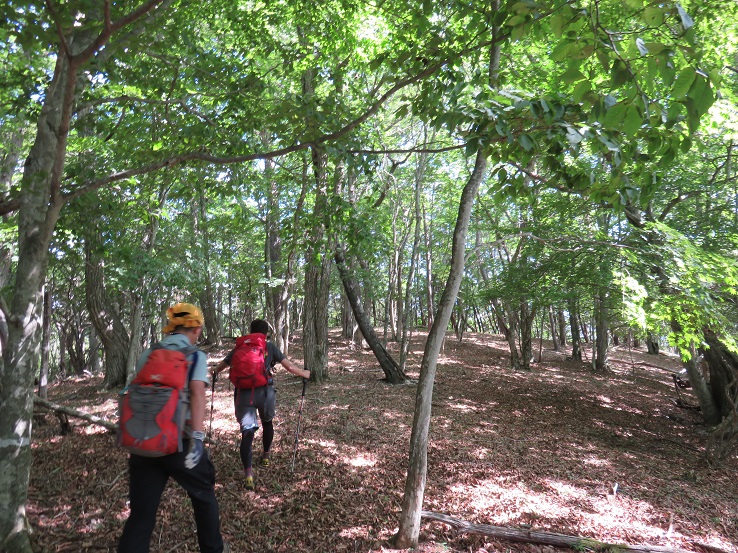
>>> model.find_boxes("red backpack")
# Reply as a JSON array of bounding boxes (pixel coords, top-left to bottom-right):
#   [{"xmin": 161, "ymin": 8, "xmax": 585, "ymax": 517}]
[
  {"xmin": 229, "ymin": 333, "xmax": 269, "ymax": 389},
  {"xmin": 118, "ymin": 344, "xmax": 197, "ymax": 457}
]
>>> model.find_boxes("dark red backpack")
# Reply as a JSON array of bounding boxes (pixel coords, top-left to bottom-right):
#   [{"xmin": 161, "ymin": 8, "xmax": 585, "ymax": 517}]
[
  {"xmin": 118, "ymin": 344, "xmax": 197, "ymax": 457},
  {"xmin": 229, "ymin": 332, "xmax": 269, "ymax": 389}
]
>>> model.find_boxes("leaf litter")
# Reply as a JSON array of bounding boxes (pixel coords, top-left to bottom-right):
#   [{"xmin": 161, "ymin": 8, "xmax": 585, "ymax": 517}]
[{"xmin": 28, "ymin": 331, "xmax": 738, "ymax": 552}]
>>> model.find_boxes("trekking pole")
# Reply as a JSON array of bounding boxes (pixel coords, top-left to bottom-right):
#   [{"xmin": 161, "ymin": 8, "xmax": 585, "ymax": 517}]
[
  {"xmin": 208, "ymin": 370, "xmax": 217, "ymax": 439},
  {"xmin": 291, "ymin": 376, "xmax": 309, "ymax": 473}
]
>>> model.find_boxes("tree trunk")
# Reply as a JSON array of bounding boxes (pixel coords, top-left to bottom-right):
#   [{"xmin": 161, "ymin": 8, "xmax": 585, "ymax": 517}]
[
  {"xmin": 492, "ymin": 299, "xmax": 522, "ymax": 370},
  {"xmin": 38, "ymin": 288, "xmax": 51, "ymax": 399},
  {"xmin": 646, "ymin": 332, "xmax": 660, "ymax": 355},
  {"xmin": 335, "ymin": 249, "xmax": 408, "ymax": 384},
  {"xmin": 0, "ymin": 42, "xmax": 78, "ymax": 550},
  {"xmin": 394, "ymin": 146, "xmax": 488, "ymax": 548},
  {"xmin": 703, "ymin": 329, "xmax": 738, "ymax": 420},
  {"xmin": 89, "ymin": 328, "xmax": 101, "ymax": 374},
  {"xmin": 595, "ymin": 291, "xmax": 609, "ymax": 371},
  {"xmin": 548, "ymin": 305, "xmax": 560, "ymax": 352},
  {"xmin": 568, "ymin": 298, "xmax": 582, "ymax": 362},
  {"xmin": 557, "ymin": 307, "xmax": 567, "ymax": 347},
  {"xmin": 579, "ymin": 313, "xmax": 590, "ymax": 343},
  {"xmin": 341, "ymin": 292, "xmax": 355, "ymax": 340},
  {"xmin": 85, "ymin": 235, "xmax": 130, "ymax": 389},
  {"xmin": 520, "ymin": 301, "xmax": 536, "ymax": 370},
  {"xmin": 194, "ymin": 184, "xmax": 220, "ymax": 346},
  {"xmin": 400, "ymin": 152, "xmax": 426, "ymax": 372},
  {"xmin": 422, "ymin": 201, "xmax": 435, "ymax": 330},
  {"xmin": 303, "ymin": 144, "xmax": 332, "ymax": 382}
]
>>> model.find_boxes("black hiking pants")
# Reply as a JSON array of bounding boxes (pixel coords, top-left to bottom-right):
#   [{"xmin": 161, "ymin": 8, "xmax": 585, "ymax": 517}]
[{"xmin": 118, "ymin": 442, "xmax": 224, "ymax": 553}]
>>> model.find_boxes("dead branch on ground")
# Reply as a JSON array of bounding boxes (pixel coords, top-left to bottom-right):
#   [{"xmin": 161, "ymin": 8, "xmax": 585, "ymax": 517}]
[{"xmin": 421, "ymin": 511, "xmax": 692, "ymax": 553}]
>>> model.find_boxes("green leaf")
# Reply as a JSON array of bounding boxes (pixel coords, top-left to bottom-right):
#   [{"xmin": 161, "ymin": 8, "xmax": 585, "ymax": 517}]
[
  {"xmin": 518, "ymin": 134, "xmax": 535, "ymax": 151},
  {"xmin": 643, "ymin": 7, "xmax": 664, "ymax": 26},
  {"xmin": 604, "ymin": 102, "xmax": 628, "ymax": 127},
  {"xmin": 596, "ymin": 50, "xmax": 610, "ymax": 73},
  {"xmin": 671, "ymin": 67, "xmax": 696, "ymax": 98},
  {"xmin": 551, "ymin": 41, "xmax": 573, "ymax": 62},
  {"xmin": 645, "ymin": 43, "xmax": 669, "ymax": 55},
  {"xmin": 507, "ymin": 14, "xmax": 526, "ymax": 27},
  {"xmin": 688, "ymin": 76, "xmax": 714, "ymax": 117},
  {"xmin": 597, "ymin": 132, "xmax": 621, "ymax": 152},
  {"xmin": 572, "ymin": 80, "xmax": 592, "ymax": 103},
  {"xmin": 550, "ymin": 13, "xmax": 565, "ymax": 37},
  {"xmin": 560, "ymin": 66, "xmax": 585, "ymax": 84},
  {"xmin": 623, "ymin": 106, "xmax": 642, "ymax": 136},
  {"xmin": 611, "ymin": 60, "xmax": 630, "ymax": 88}
]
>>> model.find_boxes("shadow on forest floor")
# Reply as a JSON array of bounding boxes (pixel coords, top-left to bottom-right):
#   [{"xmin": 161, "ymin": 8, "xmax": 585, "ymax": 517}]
[{"xmin": 28, "ymin": 330, "xmax": 738, "ymax": 553}]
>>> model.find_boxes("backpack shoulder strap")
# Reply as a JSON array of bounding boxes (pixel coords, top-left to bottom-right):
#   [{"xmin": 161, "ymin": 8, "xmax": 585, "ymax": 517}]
[{"xmin": 178, "ymin": 346, "xmax": 202, "ymax": 385}]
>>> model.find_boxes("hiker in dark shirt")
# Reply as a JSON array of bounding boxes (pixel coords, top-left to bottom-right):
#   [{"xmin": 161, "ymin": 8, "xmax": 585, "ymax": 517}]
[{"xmin": 212, "ymin": 319, "xmax": 309, "ymax": 490}]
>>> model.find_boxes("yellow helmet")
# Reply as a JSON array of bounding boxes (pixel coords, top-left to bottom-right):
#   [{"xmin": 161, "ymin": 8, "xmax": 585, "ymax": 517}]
[{"xmin": 162, "ymin": 302, "xmax": 204, "ymax": 333}]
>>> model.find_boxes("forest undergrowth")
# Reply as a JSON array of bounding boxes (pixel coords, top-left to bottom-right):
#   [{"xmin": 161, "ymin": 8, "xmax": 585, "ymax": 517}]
[{"xmin": 28, "ymin": 330, "xmax": 738, "ymax": 553}]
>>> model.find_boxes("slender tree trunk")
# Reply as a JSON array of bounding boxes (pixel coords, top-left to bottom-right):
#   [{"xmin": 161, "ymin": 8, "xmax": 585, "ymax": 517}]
[
  {"xmin": 89, "ymin": 328, "xmax": 101, "ymax": 374},
  {"xmin": 495, "ymin": 300, "xmax": 522, "ymax": 370},
  {"xmin": 394, "ymin": 145, "xmax": 488, "ymax": 548},
  {"xmin": 549, "ymin": 306, "xmax": 560, "ymax": 352},
  {"xmin": 194, "ymin": 184, "xmax": 220, "ymax": 345},
  {"xmin": 400, "ymin": 156, "xmax": 426, "ymax": 370},
  {"xmin": 557, "ymin": 307, "xmax": 567, "ymax": 347},
  {"xmin": 595, "ymin": 292, "xmax": 609, "ymax": 371},
  {"xmin": 520, "ymin": 302, "xmax": 536, "ymax": 370},
  {"xmin": 303, "ymin": 146, "xmax": 332, "ymax": 382},
  {"xmin": 341, "ymin": 293, "xmax": 354, "ymax": 340},
  {"xmin": 125, "ymin": 183, "xmax": 167, "ymax": 377},
  {"xmin": 335, "ymin": 249, "xmax": 408, "ymax": 383},
  {"xmin": 38, "ymin": 288, "xmax": 52, "ymax": 399},
  {"xmin": 579, "ymin": 313, "xmax": 590, "ymax": 343},
  {"xmin": 85, "ymin": 234, "xmax": 130, "ymax": 388},
  {"xmin": 422, "ymin": 202, "xmax": 435, "ymax": 330},
  {"xmin": 646, "ymin": 332, "xmax": 660, "ymax": 355},
  {"xmin": 568, "ymin": 298, "xmax": 582, "ymax": 362}
]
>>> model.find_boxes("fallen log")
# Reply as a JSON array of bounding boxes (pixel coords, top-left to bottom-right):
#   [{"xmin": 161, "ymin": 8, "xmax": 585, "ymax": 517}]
[
  {"xmin": 33, "ymin": 396, "xmax": 117, "ymax": 431},
  {"xmin": 421, "ymin": 511, "xmax": 692, "ymax": 553}
]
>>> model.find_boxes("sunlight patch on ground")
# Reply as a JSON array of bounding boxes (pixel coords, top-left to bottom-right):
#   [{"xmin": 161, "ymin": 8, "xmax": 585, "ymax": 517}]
[
  {"xmin": 543, "ymin": 479, "xmax": 588, "ymax": 499},
  {"xmin": 469, "ymin": 447, "xmax": 492, "ymax": 459},
  {"xmin": 346, "ymin": 453, "xmax": 376, "ymax": 467},
  {"xmin": 581, "ymin": 454, "xmax": 612, "ymax": 467},
  {"xmin": 338, "ymin": 525, "xmax": 372, "ymax": 539},
  {"xmin": 80, "ymin": 426, "xmax": 108, "ymax": 435},
  {"xmin": 312, "ymin": 439, "xmax": 338, "ymax": 449},
  {"xmin": 450, "ymin": 477, "xmax": 687, "ymax": 544},
  {"xmin": 447, "ymin": 401, "xmax": 483, "ymax": 413}
]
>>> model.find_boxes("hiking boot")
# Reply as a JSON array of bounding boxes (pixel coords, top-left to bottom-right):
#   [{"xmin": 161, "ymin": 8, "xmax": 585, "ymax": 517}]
[
  {"xmin": 245, "ymin": 476, "xmax": 255, "ymax": 490},
  {"xmin": 259, "ymin": 457, "xmax": 270, "ymax": 467}
]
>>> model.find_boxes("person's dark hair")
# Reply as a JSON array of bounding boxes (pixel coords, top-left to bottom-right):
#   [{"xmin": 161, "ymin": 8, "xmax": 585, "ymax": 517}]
[{"xmin": 250, "ymin": 319, "xmax": 269, "ymax": 335}]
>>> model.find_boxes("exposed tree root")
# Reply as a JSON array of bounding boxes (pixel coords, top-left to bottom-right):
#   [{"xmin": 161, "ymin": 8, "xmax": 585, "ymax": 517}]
[{"xmin": 421, "ymin": 511, "xmax": 692, "ymax": 553}]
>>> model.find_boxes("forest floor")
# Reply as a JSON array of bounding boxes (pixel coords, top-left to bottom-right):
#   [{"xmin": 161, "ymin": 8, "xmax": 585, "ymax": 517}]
[{"xmin": 28, "ymin": 330, "xmax": 738, "ymax": 553}]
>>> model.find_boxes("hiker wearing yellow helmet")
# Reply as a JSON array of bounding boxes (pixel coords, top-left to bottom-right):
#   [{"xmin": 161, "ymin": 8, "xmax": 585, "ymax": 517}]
[{"xmin": 118, "ymin": 302, "xmax": 228, "ymax": 553}]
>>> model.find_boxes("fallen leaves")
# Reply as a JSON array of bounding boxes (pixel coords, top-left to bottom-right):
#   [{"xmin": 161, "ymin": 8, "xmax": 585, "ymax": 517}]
[{"xmin": 28, "ymin": 332, "xmax": 738, "ymax": 553}]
